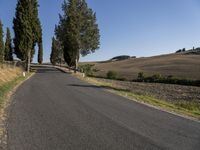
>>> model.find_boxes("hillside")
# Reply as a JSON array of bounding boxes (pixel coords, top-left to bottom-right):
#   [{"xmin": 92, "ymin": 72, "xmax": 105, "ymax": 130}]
[{"xmin": 88, "ymin": 53, "xmax": 200, "ymax": 80}]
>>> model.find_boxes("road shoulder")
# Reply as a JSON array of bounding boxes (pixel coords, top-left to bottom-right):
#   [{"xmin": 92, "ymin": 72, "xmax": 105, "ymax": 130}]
[
  {"xmin": 0, "ymin": 73, "xmax": 34, "ymax": 149},
  {"xmin": 55, "ymin": 66, "xmax": 200, "ymax": 122}
]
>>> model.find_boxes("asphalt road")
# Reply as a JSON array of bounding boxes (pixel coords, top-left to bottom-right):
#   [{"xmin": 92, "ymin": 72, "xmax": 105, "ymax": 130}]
[{"xmin": 7, "ymin": 66, "xmax": 200, "ymax": 150}]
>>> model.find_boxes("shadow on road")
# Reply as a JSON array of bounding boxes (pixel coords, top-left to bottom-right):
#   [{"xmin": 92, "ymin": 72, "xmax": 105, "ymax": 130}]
[
  {"xmin": 68, "ymin": 84, "xmax": 130, "ymax": 92},
  {"xmin": 30, "ymin": 66, "xmax": 69, "ymax": 74},
  {"xmin": 36, "ymin": 68, "xmax": 61, "ymax": 73}
]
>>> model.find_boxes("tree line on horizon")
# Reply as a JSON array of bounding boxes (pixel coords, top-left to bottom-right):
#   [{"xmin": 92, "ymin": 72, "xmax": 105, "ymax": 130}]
[
  {"xmin": 0, "ymin": 0, "xmax": 43, "ymax": 72},
  {"xmin": 50, "ymin": 0, "xmax": 100, "ymax": 71}
]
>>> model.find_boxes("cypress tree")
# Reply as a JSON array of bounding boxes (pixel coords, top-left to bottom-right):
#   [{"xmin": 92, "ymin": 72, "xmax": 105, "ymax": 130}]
[
  {"xmin": 64, "ymin": 0, "xmax": 80, "ymax": 69},
  {"xmin": 0, "ymin": 20, "xmax": 4, "ymax": 63},
  {"xmin": 78, "ymin": 0, "xmax": 100, "ymax": 56},
  {"xmin": 4, "ymin": 28, "xmax": 13, "ymax": 61},
  {"xmin": 50, "ymin": 37, "xmax": 57, "ymax": 65},
  {"xmin": 55, "ymin": 0, "xmax": 100, "ymax": 71},
  {"xmin": 56, "ymin": 0, "xmax": 79, "ymax": 67},
  {"xmin": 30, "ymin": 0, "xmax": 43, "ymax": 63},
  {"xmin": 50, "ymin": 37, "xmax": 63, "ymax": 65},
  {"xmin": 13, "ymin": 0, "xmax": 32, "ymax": 62},
  {"xmin": 13, "ymin": 0, "xmax": 42, "ymax": 71},
  {"xmin": 37, "ymin": 21, "xmax": 43, "ymax": 64},
  {"xmin": 38, "ymin": 38, "xmax": 43, "ymax": 64},
  {"xmin": 13, "ymin": 0, "xmax": 33, "ymax": 72}
]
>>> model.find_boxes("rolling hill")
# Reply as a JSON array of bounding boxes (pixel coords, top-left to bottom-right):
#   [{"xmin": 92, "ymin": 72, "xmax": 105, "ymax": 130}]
[{"xmin": 87, "ymin": 53, "xmax": 200, "ymax": 80}]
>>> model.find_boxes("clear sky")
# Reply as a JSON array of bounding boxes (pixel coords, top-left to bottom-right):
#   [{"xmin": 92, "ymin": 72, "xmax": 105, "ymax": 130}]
[{"xmin": 0, "ymin": 0, "xmax": 200, "ymax": 62}]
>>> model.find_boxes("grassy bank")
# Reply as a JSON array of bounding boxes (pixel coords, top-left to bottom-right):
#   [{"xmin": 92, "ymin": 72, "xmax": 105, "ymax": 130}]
[
  {"xmin": 0, "ymin": 66, "xmax": 33, "ymax": 148},
  {"xmin": 0, "ymin": 74, "xmax": 32, "ymax": 107},
  {"xmin": 114, "ymin": 91, "xmax": 200, "ymax": 119},
  {"xmin": 0, "ymin": 64, "xmax": 33, "ymax": 107},
  {"xmin": 75, "ymin": 74, "xmax": 200, "ymax": 120}
]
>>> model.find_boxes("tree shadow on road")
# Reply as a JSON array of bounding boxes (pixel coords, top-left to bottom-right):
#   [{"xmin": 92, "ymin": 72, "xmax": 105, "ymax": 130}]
[
  {"xmin": 36, "ymin": 68, "xmax": 61, "ymax": 73},
  {"xmin": 31, "ymin": 67, "xmax": 71, "ymax": 74}
]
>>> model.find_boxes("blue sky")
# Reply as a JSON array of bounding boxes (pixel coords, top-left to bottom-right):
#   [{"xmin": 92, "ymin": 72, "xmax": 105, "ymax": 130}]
[{"xmin": 0, "ymin": 0, "xmax": 200, "ymax": 62}]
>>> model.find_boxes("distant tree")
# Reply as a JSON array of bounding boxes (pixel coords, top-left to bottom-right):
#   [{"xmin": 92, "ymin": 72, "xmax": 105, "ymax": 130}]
[
  {"xmin": 38, "ymin": 40, "xmax": 43, "ymax": 64},
  {"xmin": 55, "ymin": 0, "xmax": 100, "ymax": 72},
  {"xmin": 176, "ymin": 49, "xmax": 182, "ymax": 53},
  {"xmin": 50, "ymin": 37, "xmax": 56, "ymax": 65},
  {"xmin": 0, "ymin": 20, "xmax": 4, "ymax": 63},
  {"xmin": 182, "ymin": 48, "xmax": 186, "ymax": 52},
  {"xmin": 111, "ymin": 55, "xmax": 130, "ymax": 61},
  {"xmin": 4, "ymin": 28, "xmax": 13, "ymax": 61},
  {"xmin": 138, "ymin": 72, "xmax": 144, "ymax": 81},
  {"xmin": 50, "ymin": 37, "xmax": 63, "ymax": 65},
  {"xmin": 38, "ymin": 26, "xmax": 43, "ymax": 64},
  {"xmin": 30, "ymin": 0, "xmax": 43, "ymax": 64}
]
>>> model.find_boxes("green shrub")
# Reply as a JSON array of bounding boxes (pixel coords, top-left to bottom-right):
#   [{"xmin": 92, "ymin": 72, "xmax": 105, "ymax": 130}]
[
  {"xmin": 79, "ymin": 64, "xmax": 96, "ymax": 76},
  {"xmin": 137, "ymin": 72, "xmax": 144, "ymax": 81},
  {"xmin": 152, "ymin": 74, "xmax": 162, "ymax": 81},
  {"xmin": 107, "ymin": 71, "xmax": 117, "ymax": 79}
]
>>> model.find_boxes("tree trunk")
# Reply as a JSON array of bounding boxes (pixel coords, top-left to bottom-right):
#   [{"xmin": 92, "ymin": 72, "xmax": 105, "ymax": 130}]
[
  {"xmin": 74, "ymin": 58, "xmax": 78, "ymax": 73},
  {"xmin": 74, "ymin": 51, "xmax": 80, "ymax": 73},
  {"xmin": 27, "ymin": 50, "xmax": 31, "ymax": 73}
]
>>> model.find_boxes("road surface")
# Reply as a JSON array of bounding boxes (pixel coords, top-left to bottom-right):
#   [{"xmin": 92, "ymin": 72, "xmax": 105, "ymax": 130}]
[{"xmin": 7, "ymin": 66, "xmax": 200, "ymax": 150}]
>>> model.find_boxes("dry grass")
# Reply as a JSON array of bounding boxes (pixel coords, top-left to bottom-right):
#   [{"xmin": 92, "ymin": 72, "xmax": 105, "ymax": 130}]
[
  {"xmin": 0, "ymin": 65, "xmax": 23, "ymax": 86},
  {"xmin": 86, "ymin": 53, "xmax": 200, "ymax": 80}
]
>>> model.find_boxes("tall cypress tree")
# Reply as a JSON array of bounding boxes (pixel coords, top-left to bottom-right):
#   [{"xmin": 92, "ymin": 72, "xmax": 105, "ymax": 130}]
[
  {"xmin": 50, "ymin": 37, "xmax": 57, "ymax": 65},
  {"xmin": 64, "ymin": 0, "xmax": 80, "ymax": 68},
  {"xmin": 55, "ymin": 0, "xmax": 100, "ymax": 71},
  {"xmin": 56, "ymin": 0, "xmax": 79, "ymax": 67},
  {"xmin": 0, "ymin": 20, "xmax": 4, "ymax": 63},
  {"xmin": 30, "ymin": 0, "xmax": 43, "ymax": 63},
  {"xmin": 38, "ymin": 21, "xmax": 43, "ymax": 64},
  {"xmin": 38, "ymin": 38, "xmax": 43, "ymax": 64},
  {"xmin": 13, "ymin": 0, "xmax": 42, "ymax": 71},
  {"xmin": 4, "ymin": 28, "xmax": 13, "ymax": 61},
  {"xmin": 13, "ymin": 0, "xmax": 33, "ymax": 62},
  {"xmin": 50, "ymin": 37, "xmax": 63, "ymax": 65},
  {"xmin": 78, "ymin": 0, "xmax": 100, "ymax": 56}
]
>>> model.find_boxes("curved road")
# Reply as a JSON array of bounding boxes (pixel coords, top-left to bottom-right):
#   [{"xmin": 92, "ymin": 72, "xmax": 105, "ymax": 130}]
[{"xmin": 7, "ymin": 66, "xmax": 200, "ymax": 150}]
